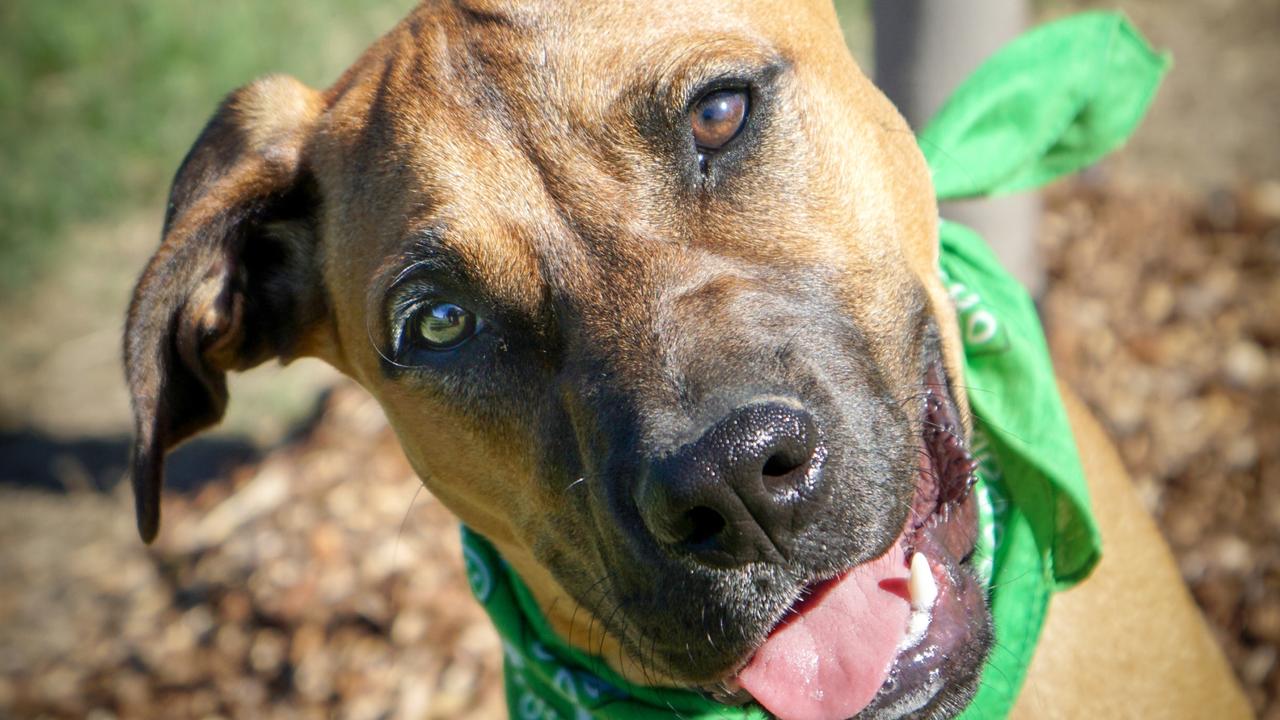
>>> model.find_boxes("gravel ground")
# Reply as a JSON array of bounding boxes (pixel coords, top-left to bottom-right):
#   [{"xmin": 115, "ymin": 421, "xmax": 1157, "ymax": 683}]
[
  {"xmin": 0, "ymin": 388, "xmax": 506, "ymax": 720},
  {"xmin": 1, "ymin": 177, "xmax": 1276, "ymax": 718},
  {"xmin": 1041, "ymin": 175, "xmax": 1280, "ymax": 715}
]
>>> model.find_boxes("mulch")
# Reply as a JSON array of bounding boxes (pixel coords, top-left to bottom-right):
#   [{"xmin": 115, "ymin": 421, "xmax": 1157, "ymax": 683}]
[{"xmin": 1041, "ymin": 175, "xmax": 1280, "ymax": 715}]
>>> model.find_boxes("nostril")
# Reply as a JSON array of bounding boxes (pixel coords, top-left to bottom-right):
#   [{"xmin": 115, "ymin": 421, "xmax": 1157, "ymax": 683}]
[
  {"xmin": 760, "ymin": 433, "xmax": 815, "ymax": 495},
  {"xmin": 680, "ymin": 506, "xmax": 727, "ymax": 547},
  {"xmin": 762, "ymin": 450, "xmax": 806, "ymax": 478}
]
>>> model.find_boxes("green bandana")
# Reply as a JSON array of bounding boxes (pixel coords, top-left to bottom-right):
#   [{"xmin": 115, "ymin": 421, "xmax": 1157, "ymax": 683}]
[{"xmin": 460, "ymin": 12, "xmax": 1167, "ymax": 719}]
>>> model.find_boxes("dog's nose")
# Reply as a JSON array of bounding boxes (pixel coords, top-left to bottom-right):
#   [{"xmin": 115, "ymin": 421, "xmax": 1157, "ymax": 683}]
[{"xmin": 634, "ymin": 402, "xmax": 824, "ymax": 567}]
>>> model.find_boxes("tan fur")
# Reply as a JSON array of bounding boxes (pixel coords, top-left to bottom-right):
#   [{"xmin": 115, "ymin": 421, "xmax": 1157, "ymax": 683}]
[
  {"xmin": 301, "ymin": 3, "xmax": 948, "ymax": 683},
  {"xmin": 125, "ymin": 0, "xmax": 1248, "ymax": 713},
  {"xmin": 1007, "ymin": 384, "xmax": 1251, "ymax": 718}
]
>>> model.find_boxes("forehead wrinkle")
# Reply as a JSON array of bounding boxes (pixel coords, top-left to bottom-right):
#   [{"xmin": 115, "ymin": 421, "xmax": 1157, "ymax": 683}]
[
  {"xmin": 413, "ymin": 8, "xmax": 675, "ymax": 259},
  {"xmin": 451, "ymin": 24, "xmax": 784, "ymax": 270},
  {"xmin": 358, "ymin": 13, "xmax": 557, "ymax": 319},
  {"xmin": 445, "ymin": 76, "xmax": 646, "ymax": 319}
]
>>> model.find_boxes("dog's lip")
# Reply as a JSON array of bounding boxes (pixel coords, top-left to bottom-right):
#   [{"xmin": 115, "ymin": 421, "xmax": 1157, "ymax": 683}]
[{"xmin": 721, "ymin": 358, "xmax": 987, "ymax": 719}]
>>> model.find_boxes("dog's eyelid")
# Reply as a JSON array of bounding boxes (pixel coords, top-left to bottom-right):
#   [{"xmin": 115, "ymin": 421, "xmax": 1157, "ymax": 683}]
[
  {"xmin": 385, "ymin": 281, "xmax": 463, "ymax": 334},
  {"xmin": 386, "ymin": 283, "xmax": 432, "ymax": 326},
  {"xmin": 657, "ymin": 37, "xmax": 781, "ymax": 101},
  {"xmin": 377, "ymin": 231, "xmax": 481, "ymax": 314},
  {"xmin": 377, "ymin": 265, "xmax": 446, "ymax": 336},
  {"xmin": 673, "ymin": 54, "xmax": 787, "ymax": 110},
  {"xmin": 385, "ymin": 228, "xmax": 456, "ymax": 284}
]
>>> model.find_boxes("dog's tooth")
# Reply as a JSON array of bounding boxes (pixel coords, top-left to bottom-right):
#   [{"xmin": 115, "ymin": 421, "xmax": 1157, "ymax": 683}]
[{"xmin": 909, "ymin": 552, "xmax": 938, "ymax": 612}]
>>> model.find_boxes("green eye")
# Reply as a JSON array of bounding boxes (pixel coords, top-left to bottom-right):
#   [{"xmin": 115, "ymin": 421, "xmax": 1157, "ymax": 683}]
[{"xmin": 411, "ymin": 301, "xmax": 479, "ymax": 350}]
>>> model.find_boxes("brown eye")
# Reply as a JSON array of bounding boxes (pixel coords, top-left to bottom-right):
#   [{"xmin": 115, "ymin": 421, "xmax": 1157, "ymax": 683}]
[{"xmin": 690, "ymin": 89, "xmax": 748, "ymax": 150}]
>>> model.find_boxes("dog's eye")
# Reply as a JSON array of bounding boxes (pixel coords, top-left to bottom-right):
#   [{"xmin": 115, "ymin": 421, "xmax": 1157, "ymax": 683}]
[
  {"xmin": 690, "ymin": 89, "xmax": 748, "ymax": 151},
  {"xmin": 408, "ymin": 301, "xmax": 480, "ymax": 351}
]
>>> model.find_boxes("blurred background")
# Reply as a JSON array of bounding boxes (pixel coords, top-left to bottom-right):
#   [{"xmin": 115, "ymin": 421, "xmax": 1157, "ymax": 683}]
[{"xmin": 0, "ymin": 0, "xmax": 1276, "ymax": 718}]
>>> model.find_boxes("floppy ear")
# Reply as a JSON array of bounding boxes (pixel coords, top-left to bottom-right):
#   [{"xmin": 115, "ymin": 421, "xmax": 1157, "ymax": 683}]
[{"xmin": 125, "ymin": 75, "xmax": 328, "ymax": 542}]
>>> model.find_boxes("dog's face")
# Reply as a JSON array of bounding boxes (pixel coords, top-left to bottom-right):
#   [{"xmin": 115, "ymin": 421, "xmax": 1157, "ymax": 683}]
[{"xmin": 126, "ymin": 1, "xmax": 989, "ymax": 717}]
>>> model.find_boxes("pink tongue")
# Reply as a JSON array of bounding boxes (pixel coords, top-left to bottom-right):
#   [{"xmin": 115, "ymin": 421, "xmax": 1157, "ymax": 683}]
[{"xmin": 737, "ymin": 542, "xmax": 910, "ymax": 720}]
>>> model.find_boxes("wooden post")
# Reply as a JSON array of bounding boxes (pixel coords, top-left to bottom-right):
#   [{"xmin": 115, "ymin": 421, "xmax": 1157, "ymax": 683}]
[{"xmin": 872, "ymin": 0, "xmax": 1045, "ymax": 297}]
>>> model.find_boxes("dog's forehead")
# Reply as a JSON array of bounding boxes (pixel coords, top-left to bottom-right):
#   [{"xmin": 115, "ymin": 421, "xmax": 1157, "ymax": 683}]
[
  {"xmin": 390, "ymin": 0, "xmax": 807, "ymax": 115},
  {"xmin": 449, "ymin": 0, "xmax": 824, "ymax": 60},
  {"xmin": 373, "ymin": 0, "xmax": 808, "ymax": 185},
  {"xmin": 319, "ymin": 1, "xmax": 841, "ymax": 294},
  {"xmin": 311, "ymin": 0, "xmax": 936, "ymax": 370}
]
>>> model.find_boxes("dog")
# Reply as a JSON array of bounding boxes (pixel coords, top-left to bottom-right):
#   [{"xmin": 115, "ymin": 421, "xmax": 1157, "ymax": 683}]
[{"xmin": 122, "ymin": 1, "xmax": 1251, "ymax": 717}]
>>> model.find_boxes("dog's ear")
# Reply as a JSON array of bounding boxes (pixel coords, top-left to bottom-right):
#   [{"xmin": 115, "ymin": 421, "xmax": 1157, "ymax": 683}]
[{"xmin": 125, "ymin": 75, "xmax": 328, "ymax": 542}]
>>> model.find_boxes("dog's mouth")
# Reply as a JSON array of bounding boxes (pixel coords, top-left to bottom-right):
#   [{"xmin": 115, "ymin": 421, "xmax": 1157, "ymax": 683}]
[{"xmin": 725, "ymin": 359, "xmax": 989, "ymax": 720}]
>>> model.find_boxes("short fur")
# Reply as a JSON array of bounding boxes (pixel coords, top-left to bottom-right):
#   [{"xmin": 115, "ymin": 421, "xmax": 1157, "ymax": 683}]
[{"xmin": 124, "ymin": 1, "xmax": 1250, "ymax": 717}]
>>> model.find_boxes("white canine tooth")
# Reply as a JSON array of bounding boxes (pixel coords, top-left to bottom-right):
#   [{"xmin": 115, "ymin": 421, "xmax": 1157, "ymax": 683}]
[{"xmin": 909, "ymin": 552, "xmax": 938, "ymax": 612}]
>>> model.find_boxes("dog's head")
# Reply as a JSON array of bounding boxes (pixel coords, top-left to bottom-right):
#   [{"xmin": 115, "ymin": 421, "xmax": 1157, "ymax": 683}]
[{"xmin": 125, "ymin": 1, "xmax": 989, "ymax": 717}]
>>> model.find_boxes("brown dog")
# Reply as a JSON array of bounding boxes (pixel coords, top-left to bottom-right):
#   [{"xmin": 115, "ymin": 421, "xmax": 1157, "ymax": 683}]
[{"xmin": 124, "ymin": 1, "xmax": 1250, "ymax": 717}]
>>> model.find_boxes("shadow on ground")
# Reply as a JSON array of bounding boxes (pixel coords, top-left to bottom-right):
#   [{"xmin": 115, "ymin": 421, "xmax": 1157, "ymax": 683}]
[
  {"xmin": 0, "ymin": 430, "xmax": 257, "ymax": 496},
  {"xmin": 0, "ymin": 386, "xmax": 334, "ymax": 498}
]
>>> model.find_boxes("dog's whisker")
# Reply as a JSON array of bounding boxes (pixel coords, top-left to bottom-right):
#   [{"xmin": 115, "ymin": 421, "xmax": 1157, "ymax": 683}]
[
  {"xmin": 392, "ymin": 483, "xmax": 424, "ymax": 574},
  {"xmin": 568, "ymin": 574, "xmax": 604, "ymax": 634},
  {"xmin": 573, "ymin": 572, "xmax": 615, "ymax": 669}
]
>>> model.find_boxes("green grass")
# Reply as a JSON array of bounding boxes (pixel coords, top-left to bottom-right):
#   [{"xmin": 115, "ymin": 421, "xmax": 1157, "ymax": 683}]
[{"xmin": 0, "ymin": 0, "xmax": 414, "ymax": 296}]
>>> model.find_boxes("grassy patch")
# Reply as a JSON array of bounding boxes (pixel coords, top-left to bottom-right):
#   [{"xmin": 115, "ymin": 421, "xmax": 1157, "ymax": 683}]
[{"xmin": 0, "ymin": 0, "xmax": 414, "ymax": 296}]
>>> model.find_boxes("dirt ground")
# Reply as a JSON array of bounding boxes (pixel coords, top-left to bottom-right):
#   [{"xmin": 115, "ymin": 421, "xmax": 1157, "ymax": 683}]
[{"xmin": 1042, "ymin": 175, "xmax": 1280, "ymax": 714}]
